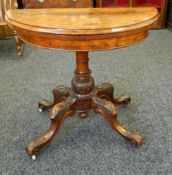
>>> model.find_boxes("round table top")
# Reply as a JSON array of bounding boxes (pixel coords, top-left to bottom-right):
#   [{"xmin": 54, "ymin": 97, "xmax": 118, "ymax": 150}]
[
  {"xmin": 5, "ymin": 8, "xmax": 159, "ymax": 51},
  {"xmin": 6, "ymin": 8, "xmax": 158, "ymax": 35}
]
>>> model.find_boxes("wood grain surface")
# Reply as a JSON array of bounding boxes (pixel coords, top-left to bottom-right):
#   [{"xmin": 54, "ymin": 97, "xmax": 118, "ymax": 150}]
[{"xmin": 6, "ymin": 8, "xmax": 158, "ymax": 35}]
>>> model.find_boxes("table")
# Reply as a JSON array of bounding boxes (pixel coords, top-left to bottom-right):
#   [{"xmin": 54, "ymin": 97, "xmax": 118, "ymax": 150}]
[{"xmin": 5, "ymin": 8, "xmax": 159, "ymax": 159}]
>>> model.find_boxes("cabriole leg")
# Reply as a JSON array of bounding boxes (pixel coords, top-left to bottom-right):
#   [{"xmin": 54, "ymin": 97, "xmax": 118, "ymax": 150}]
[
  {"xmin": 114, "ymin": 95, "xmax": 131, "ymax": 105},
  {"xmin": 94, "ymin": 83, "xmax": 114, "ymax": 101},
  {"xmin": 38, "ymin": 85, "xmax": 70, "ymax": 112},
  {"xmin": 91, "ymin": 96, "xmax": 143, "ymax": 146},
  {"xmin": 26, "ymin": 97, "xmax": 76, "ymax": 158}
]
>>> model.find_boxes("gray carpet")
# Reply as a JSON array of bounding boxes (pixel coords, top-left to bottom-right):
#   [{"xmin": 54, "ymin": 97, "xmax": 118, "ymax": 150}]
[{"xmin": 0, "ymin": 29, "xmax": 172, "ymax": 175}]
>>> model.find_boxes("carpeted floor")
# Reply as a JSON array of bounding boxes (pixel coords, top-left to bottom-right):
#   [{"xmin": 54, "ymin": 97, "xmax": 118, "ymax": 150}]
[{"xmin": 0, "ymin": 29, "xmax": 172, "ymax": 175}]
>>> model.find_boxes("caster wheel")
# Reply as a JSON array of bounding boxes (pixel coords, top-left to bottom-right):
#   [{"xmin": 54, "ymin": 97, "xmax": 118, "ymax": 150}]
[
  {"xmin": 38, "ymin": 108, "xmax": 43, "ymax": 112},
  {"xmin": 32, "ymin": 155, "xmax": 36, "ymax": 160},
  {"xmin": 79, "ymin": 111, "xmax": 88, "ymax": 119}
]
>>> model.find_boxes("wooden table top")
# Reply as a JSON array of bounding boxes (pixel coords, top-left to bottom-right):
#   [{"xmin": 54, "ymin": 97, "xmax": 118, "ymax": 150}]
[
  {"xmin": 6, "ymin": 8, "xmax": 158, "ymax": 35},
  {"xmin": 5, "ymin": 7, "xmax": 159, "ymax": 51}
]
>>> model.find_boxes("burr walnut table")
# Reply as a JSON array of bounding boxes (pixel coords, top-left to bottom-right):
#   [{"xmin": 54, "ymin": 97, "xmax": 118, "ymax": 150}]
[{"xmin": 5, "ymin": 8, "xmax": 159, "ymax": 159}]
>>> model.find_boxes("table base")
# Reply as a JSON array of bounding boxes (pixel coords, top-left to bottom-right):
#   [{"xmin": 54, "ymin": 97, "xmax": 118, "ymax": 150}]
[{"xmin": 26, "ymin": 51, "xmax": 143, "ymax": 159}]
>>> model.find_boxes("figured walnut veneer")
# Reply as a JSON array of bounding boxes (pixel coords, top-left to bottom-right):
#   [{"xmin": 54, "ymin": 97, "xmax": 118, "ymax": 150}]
[
  {"xmin": 5, "ymin": 8, "xmax": 159, "ymax": 158},
  {"xmin": 6, "ymin": 8, "xmax": 158, "ymax": 51}
]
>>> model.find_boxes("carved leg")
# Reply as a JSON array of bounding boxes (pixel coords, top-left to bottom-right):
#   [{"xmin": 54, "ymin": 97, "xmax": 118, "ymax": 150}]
[
  {"xmin": 26, "ymin": 97, "xmax": 76, "ymax": 159},
  {"xmin": 95, "ymin": 83, "xmax": 131, "ymax": 105},
  {"xmin": 38, "ymin": 99, "xmax": 54, "ymax": 112},
  {"xmin": 95, "ymin": 83, "xmax": 114, "ymax": 101},
  {"xmin": 53, "ymin": 85, "xmax": 70, "ymax": 103},
  {"xmin": 114, "ymin": 95, "xmax": 131, "ymax": 105},
  {"xmin": 92, "ymin": 96, "xmax": 143, "ymax": 146},
  {"xmin": 48, "ymin": 97, "xmax": 76, "ymax": 119},
  {"xmin": 14, "ymin": 34, "xmax": 24, "ymax": 56},
  {"xmin": 38, "ymin": 85, "xmax": 70, "ymax": 112}
]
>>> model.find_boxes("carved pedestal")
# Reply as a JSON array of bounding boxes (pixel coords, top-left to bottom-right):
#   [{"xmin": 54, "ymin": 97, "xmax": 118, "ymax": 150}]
[{"xmin": 26, "ymin": 51, "xmax": 143, "ymax": 159}]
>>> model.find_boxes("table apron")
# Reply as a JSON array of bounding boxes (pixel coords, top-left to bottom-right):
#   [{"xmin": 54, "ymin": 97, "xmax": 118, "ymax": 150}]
[{"xmin": 13, "ymin": 26, "xmax": 149, "ymax": 51}]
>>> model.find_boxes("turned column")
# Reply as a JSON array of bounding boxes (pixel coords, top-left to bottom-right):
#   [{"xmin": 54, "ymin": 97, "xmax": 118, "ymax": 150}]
[{"xmin": 71, "ymin": 52, "xmax": 95, "ymax": 118}]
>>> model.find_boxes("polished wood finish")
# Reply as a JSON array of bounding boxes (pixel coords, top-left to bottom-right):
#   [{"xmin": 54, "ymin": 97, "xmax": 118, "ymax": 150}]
[
  {"xmin": 5, "ymin": 8, "xmax": 158, "ymax": 158},
  {"xmin": 23, "ymin": 0, "xmax": 93, "ymax": 8},
  {"xmin": 6, "ymin": 8, "xmax": 158, "ymax": 35},
  {"xmin": 10, "ymin": 0, "xmax": 93, "ymax": 55},
  {"xmin": 27, "ymin": 53, "xmax": 143, "ymax": 157},
  {"xmin": 6, "ymin": 8, "xmax": 158, "ymax": 51}
]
